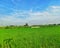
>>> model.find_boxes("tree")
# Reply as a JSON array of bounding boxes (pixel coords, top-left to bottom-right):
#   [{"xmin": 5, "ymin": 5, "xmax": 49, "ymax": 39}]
[{"xmin": 24, "ymin": 23, "xmax": 29, "ymax": 26}]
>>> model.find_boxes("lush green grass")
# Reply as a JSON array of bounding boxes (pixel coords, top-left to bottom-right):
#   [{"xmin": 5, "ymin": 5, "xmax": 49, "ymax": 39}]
[{"xmin": 0, "ymin": 26, "xmax": 60, "ymax": 48}]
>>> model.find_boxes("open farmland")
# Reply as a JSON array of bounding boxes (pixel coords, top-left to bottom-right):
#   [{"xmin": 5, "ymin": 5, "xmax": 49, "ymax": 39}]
[{"xmin": 0, "ymin": 26, "xmax": 60, "ymax": 48}]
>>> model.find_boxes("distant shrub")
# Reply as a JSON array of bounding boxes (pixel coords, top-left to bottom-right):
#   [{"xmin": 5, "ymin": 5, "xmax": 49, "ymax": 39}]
[
  {"xmin": 5, "ymin": 25, "xmax": 17, "ymax": 29},
  {"xmin": 53, "ymin": 24, "xmax": 56, "ymax": 26},
  {"xmin": 57, "ymin": 24, "xmax": 60, "ymax": 25},
  {"xmin": 5, "ymin": 26, "xmax": 9, "ymax": 29}
]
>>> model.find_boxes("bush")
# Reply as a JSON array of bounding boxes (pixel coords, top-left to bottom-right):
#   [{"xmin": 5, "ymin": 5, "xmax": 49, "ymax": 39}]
[{"xmin": 5, "ymin": 26, "xmax": 9, "ymax": 29}]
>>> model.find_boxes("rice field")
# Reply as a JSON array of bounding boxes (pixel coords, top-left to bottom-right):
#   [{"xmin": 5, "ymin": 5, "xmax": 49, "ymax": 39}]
[{"xmin": 0, "ymin": 25, "xmax": 60, "ymax": 48}]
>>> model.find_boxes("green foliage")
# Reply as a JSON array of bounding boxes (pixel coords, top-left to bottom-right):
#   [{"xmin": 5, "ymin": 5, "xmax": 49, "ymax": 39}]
[
  {"xmin": 5, "ymin": 26, "xmax": 9, "ymax": 29},
  {"xmin": 3, "ymin": 38, "xmax": 17, "ymax": 48},
  {"xmin": 24, "ymin": 23, "xmax": 29, "ymax": 27},
  {"xmin": 0, "ymin": 26, "xmax": 60, "ymax": 48}
]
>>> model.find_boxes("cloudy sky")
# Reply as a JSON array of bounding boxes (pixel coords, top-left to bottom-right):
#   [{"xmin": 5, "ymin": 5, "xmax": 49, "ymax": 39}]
[{"xmin": 0, "ymin": 0, "xmax": 60, "ymax": 26}]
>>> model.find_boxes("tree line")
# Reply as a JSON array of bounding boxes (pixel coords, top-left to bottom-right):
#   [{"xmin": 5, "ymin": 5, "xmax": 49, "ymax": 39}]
[{"xmin": 0, "ymin": 23, "xmax": 60, "ymax": 29}]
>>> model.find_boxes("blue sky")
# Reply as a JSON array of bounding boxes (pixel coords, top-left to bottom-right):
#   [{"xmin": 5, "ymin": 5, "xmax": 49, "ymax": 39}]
[{"xmin": 0, "ymin": 0, "xmax": 60, "ymax": 25}]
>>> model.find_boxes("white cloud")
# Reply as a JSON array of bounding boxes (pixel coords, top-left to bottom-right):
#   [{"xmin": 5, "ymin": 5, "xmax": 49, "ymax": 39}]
[
  {"xmin": 51, "ymin": 6, "xmax": 60, "ymax": 9},
  {"xmin": 0, "ymin": 6, "xmax": 60, "ymax": 26}
]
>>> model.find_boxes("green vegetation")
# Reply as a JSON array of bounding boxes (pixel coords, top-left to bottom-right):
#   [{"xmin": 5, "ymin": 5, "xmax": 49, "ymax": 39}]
[{"xmin": 0, "ymin": 25, "xmax": 60, "ymax": 48}]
